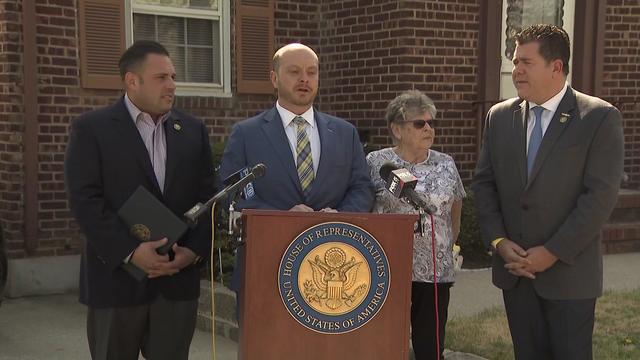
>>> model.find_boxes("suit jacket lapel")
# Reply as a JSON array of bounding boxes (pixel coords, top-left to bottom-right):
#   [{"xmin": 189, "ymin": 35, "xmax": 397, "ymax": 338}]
[
  {"xmin": 513, "ymin": 101, "xmax": 528, "ymax": 187},
  {"xmin": 261, "ymin": 108, "xmax": 303, "ymax": 194},
  {"xmin": 163, "ymin": 112, "xmax": 181, "ymax": 195},
  {"xmin": 310, "ymin": 111, "xmax": 334, "ymax": 198},
  {"xmin": 526, "ymin": 87, "xmax": 576, "ymax": 188},
  {"xmin": 111, "ymin": 97, "xmax": 162, "ymax": 195}
]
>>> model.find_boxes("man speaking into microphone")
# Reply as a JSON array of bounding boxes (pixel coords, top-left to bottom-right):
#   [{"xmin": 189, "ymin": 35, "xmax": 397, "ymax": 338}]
[
  {"xmin": 366, "ymin": 90, "xmax": 465, "ymax": 360},
  {"xmin": 218, "ymin": 43, "xmax": 374, "ymax": 293}
]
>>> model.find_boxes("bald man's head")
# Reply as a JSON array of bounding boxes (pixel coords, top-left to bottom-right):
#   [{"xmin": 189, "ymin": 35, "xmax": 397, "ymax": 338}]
[
  {"xmin": 272, "ymin": 43, "xmax": 318, "ymax": 72},
  {"xmin": 270, "ymin": 43, "xmax": 319, "ymax": 114}
]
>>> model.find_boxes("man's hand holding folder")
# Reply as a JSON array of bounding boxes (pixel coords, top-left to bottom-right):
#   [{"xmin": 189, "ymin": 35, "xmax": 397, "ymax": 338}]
[
  {"xmin": 129, "ymin": 238, "xmax": 176, "ymax": 278},
  {"xmin": 130, "ymin": 241, "xmax": 198, "ymax": 278},
  {"xmin": 119, "ymin": 186, "xmax": 191, "ymax": 281}
]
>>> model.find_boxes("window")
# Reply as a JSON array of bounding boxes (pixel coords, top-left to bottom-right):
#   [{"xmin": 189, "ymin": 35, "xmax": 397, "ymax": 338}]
[
  {"xmin": 499, "ymin": 0, "xmax": 575, "ymax": 99},
  {"xmin": 125, "ymin": 0, "xmax": 231, "ymax": 96}
]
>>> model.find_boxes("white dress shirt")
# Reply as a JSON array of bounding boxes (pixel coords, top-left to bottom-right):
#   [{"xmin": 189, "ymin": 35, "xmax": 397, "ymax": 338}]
[
  {"xmin": 526, "ymin": 83, "xmax": 569, "ymax": 152},
  {"xmin": 276, "ymin": 101, "xmax": 321, "ymax": 174}
]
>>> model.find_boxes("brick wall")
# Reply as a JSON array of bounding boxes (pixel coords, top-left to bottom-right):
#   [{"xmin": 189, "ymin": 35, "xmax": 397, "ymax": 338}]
[
  {"xmin": 1, "ymin": 0, "xmax": 639, "ymax": 259},
  {"xmin": 184, "ymin": 0, "xmax": 322, "ymax": 147},
  {"xmin": 601, "ymin": 0, "xmax": 640, "ymax": 188},
  {"xmin": 21, "ymin": 0, "xmax": 280, "ymax": 259},
  {"xmin": 0, "ymin": 0, "xmax": 26, "ymax": 258},
  {"xmin": 316, "ymin": 0, "xmax": 480, "ymax": 181},
  {"xmin": 1, "ymin": 0, "xmax": 324, "ymax": 258},
  {"xmin": 34, "ymin": 0, "xmax": 94, "ymax": 258}
]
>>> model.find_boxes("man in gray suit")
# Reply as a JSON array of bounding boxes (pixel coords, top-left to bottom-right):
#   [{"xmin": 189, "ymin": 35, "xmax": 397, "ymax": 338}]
[{"xmin": 472, "ymin": 24, "xmax": 623, "ymax": 359}]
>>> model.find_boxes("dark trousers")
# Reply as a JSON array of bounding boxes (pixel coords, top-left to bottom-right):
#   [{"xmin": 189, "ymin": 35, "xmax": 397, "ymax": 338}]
[
  {"xmin": 503, "ymin": 279, "xmax": 596, "ymax": 360},
  {"xmin": 87, "ymin": 294, "xmax": 198, "ymax": 360},
  {"xmin": 411, "ymin": 281, "xmax": 452, "ymax": 360}
]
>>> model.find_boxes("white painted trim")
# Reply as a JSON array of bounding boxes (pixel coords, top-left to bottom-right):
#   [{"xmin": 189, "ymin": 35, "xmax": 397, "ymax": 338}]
[
  {"xmin": 132, "ymin": 6, "xmax": 220, "ymax": 20},
  {"xmin": 177, "ymin": 87, "xmax": 233, "ymax": 97},
  {"xmin": 133, "ymin": 3, "xmax": 220, "ymax": 17},
  {"xmin": 125, "ymin": 0, "xmax": 133, "ymax": 45},
  {"xmin": 222, "ymin": 0, "xmax": 231, "ymax": 95}
]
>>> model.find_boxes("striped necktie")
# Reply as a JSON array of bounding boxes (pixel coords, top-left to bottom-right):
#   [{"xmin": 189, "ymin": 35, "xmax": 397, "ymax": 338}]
[
  {"xmin": 527, "ymin": 106, "xmax": 544, "ymax": 176},
  {"xmin": 293, "ymin": 116, "xmax": 314, "ymax": 196}
]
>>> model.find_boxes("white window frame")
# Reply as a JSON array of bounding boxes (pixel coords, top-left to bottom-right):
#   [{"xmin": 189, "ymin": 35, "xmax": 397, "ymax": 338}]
[
  {"xmin": 499, "ymin": 0, "xmax": 575, "ymax": 100},
  {"xmin": 124, "ymin": 0, "xmax": 231, "ymax": 97}
]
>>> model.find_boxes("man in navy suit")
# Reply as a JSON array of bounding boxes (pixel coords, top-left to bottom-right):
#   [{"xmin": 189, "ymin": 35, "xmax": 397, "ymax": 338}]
[
  {"xmin": 65, "ymin": 41, "xmax": 215, "ymax": 360},
  {"xmin": 219, "ymin": 43, "xmax": 374, "ymax": 291}
]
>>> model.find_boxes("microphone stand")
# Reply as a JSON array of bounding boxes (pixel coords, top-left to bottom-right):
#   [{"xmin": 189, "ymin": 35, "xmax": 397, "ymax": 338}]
[
  {"xmin": 184, "ymin": 169, "xmax": 260, "ymax": 225},
  {"xmin": 227, "ymin": 189, "xmax": 245, "ymax": 247},
  {"xmin": 215, "ymin": 186, "xmax": 244, "ymax": 287}
]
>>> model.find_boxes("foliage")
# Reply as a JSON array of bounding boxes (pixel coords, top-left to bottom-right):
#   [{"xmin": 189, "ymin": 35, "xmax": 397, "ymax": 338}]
[
  {"xmin": 458, "ymin": 186, "xmax": 491, "ymax": 268},
  {"xmin": 445, "ymin": 288, "xmax": 640, "ymax": 359},
  {"xmin": 210, "ymin": 141, "xmax": 226, "ymax": 172},
  {"xmin": 200, "ymin": 141, "xmax": 237, "ymax": 284}
]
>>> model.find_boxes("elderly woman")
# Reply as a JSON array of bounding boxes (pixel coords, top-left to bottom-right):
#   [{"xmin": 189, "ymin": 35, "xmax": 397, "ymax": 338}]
[{"xmin": 366, "ymin": 90, "xmax": 465, "ymax": 360}]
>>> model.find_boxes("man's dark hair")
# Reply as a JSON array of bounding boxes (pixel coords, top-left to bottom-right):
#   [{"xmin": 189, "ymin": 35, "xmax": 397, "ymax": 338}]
[
  {"xmin": 118, "ymin": 40, "xmax": 170, "ymax": 79},
  {"xmin": 515, "ymin": 24, "xmax": 570, "ymax": 76}
]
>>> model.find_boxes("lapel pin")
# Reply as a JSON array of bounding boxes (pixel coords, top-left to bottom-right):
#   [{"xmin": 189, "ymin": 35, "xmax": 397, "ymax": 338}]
[
  {"xmin": 173, "ymin": 122, "xmax": 182, "ymax": 131},
  {"xmin": 559, "ymin": 113, "xmax": 571, "ymax": 124}
]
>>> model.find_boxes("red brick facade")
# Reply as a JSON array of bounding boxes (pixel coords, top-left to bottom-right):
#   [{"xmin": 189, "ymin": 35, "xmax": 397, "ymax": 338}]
[
  {"xmin": 1, "ymin": 0, "xmax": 639, "ymax": 259},
  {"xmin": 1, "ymin": 0, "xmax": 27, "ymax": 257},
  {"xmin": 315, "ymin": 0, "xmax": 480, "ymax": 181},
  {"xmin": 601, "ymin": 0, "xmax": 640, "ymax": 187}
]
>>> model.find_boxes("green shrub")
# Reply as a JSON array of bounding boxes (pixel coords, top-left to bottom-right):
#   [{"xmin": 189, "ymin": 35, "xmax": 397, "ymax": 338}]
[
  {"xmin": 458, "ymin": 187, "xmax": 491, "ymax": 268},
  {"xmin": 201, "ymin": 141, "xmax": 236, "ymax": 284}
]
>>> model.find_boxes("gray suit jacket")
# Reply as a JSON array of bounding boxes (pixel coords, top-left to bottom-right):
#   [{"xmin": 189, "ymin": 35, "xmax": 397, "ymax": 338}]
[{"xmin": 472, "ymin": 87, "xmax": 624, "ymax": 299}]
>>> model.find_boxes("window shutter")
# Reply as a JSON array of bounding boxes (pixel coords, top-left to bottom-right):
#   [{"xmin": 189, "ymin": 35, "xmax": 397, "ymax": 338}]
[
  {"xmin": 78, "ymin": 0, "xmax": 125, "ymax": 90},
  {"xmin": 236, "ymin": 0, "xmax": 274, "ymax": 94}
]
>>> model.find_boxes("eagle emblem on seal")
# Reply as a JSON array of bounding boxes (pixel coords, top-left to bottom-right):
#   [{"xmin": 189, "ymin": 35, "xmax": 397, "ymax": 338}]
[{"xmin": 303, "ymin": 247, "xmax": 368, "ymax": 311}]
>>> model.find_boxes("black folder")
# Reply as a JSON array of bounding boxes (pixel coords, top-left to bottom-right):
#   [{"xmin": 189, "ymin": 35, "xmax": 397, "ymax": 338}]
[{"xmin": 118, "ymin": 186, "xmax": 188, "ymax": 281}]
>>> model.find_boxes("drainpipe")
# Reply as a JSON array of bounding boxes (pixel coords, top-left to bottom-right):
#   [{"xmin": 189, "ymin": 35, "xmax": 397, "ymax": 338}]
[{"xmin": 22, "ymin": 0, "xmax": 38, "ymax": 254}]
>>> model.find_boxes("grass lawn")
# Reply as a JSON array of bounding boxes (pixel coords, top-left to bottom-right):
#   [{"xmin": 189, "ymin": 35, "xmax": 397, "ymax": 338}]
[{"xmin": 445, "ymin": 288, "xmax": 640, "ymax": 359}]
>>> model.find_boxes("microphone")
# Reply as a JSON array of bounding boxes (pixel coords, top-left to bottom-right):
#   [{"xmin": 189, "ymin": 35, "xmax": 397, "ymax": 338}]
[
  {"xmin": 183, "ymin": 163, "xmax": 267, "ymax": 225},
  {"xmin": 222, "ymin": 167, "xmax": 245, "ymax": 186},
  {"xmin": 379, "ymin": 162, "xmax": 434, "ymax": 214},
  {"xmin": 222, "ymin": 167, "xmax": 256, "ymax": 199}
]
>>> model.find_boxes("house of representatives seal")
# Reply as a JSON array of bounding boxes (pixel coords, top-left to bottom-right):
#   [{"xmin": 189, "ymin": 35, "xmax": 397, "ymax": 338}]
[{"xmin": 278, "ymin": 222, "xmax": 390, "ymax": 334}]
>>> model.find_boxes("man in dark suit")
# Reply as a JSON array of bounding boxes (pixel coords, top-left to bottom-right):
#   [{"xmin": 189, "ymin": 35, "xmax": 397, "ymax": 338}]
[
  {"xmin": 219, "ymin": 43, "xmax": 374, "ymax": 292},
  {"xmin": 65, "ymin": 41, "xmax": 215, "ymax": 360},
  {"xmin": 472, "ymin": 24, "xmax": 624, "ymax": 360}
]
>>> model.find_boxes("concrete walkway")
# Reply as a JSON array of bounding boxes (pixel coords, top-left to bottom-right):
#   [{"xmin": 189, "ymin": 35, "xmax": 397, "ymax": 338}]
[
  {"xmin": 0, "ymin": 252, "xmax": 638, "ymax": 360},
  {"xmin": 449, "ymin": 251, "xmax": 640, "ymax": 319}
]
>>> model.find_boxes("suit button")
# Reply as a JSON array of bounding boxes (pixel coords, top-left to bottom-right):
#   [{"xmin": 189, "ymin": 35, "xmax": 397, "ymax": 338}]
[{"xmin": 521, "ymin": 204, "xmax": 529, "ymax": 210}]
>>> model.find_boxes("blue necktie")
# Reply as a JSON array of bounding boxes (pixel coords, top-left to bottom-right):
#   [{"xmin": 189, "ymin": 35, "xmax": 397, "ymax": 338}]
[{"xmin": 527, "ymin": 106, "xmax": 544, "ymax": 176}]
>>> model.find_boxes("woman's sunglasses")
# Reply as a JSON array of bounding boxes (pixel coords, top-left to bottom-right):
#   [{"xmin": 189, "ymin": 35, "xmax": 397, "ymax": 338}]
[{"xmin": 402, "ymin": 119, "xmax": 434, "ymax": 129}]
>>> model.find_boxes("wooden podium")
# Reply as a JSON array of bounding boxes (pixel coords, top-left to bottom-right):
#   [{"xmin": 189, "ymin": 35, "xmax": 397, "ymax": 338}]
[{"xmin": 238, "ymin": 209, "xmax": 417, "ymax": 360}]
